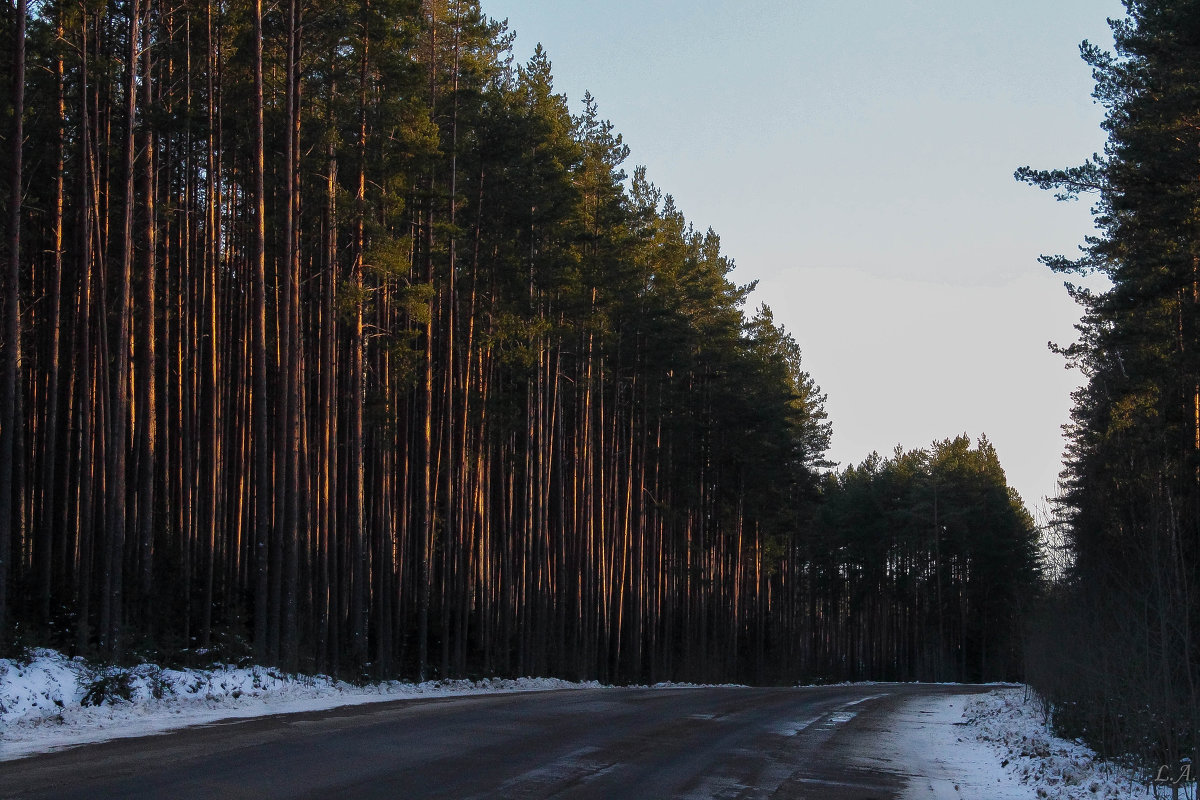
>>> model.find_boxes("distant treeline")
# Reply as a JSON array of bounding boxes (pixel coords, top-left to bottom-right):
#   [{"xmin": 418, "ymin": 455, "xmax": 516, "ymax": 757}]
[
  {"xmin": 0, "ymin": 0, "xmax": 1036, "ymax": 685},
  {"xmin": 1018, "ymin": 0, "xmax": 1200, "ymax": 773},
  {"xmin": 810, "ymin": 437, "xmax": 1039, "ymax": 683}
]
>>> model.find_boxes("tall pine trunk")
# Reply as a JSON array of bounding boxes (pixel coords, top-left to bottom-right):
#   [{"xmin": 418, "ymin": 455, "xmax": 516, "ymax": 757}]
[
  {"xmin": 279, "ymin": 0, "xmax": 302, "ymax": 672},
  {"xmin": 135, "ymin": 2, "xmax": 158, "ymax": 614},
  {"xmin": 348, "ymin": 6, "xmax": 368, "ymax": 670},
  {"xmin": 37, "ymin": 9, "xmax": 67, "ymax": 626},
  {"xmin": 101, "ymin": 0, "xmax": 144, "ymax": 657},
  {"xmin": 0, "ymin": 0, "xmax": 27, "ymax": 643},
  {"xmin": 251, "ymin": 0, "xmax": 271, "ymax": 662}
]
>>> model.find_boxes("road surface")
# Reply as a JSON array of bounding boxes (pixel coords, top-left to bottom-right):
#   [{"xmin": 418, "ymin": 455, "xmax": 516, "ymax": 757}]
[{"xmin": 0, "ymin": 683, "xmax": 996, "ymax": 799}]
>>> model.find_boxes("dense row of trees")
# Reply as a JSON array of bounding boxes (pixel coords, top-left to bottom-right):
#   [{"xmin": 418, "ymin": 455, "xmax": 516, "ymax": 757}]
[
  {"xmin": 807, "ymin": 437, "xmax": 1039, "ymax": 683},
  {"xmin": 1018, "ymin": 0, "xmax": 1200, "ymax": 773},
  {"xmin": 0, "ymin": 0, "xmax": 1043, "ymax": 687},
  {"xmin": 0, "ymin": 0, "xmax": 839, "ymax": 683}
]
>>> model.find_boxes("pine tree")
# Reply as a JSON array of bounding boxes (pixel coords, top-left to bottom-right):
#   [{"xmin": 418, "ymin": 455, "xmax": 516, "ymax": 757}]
[
  {"xmin": 1017, "ymin": 0, "xmax": 1200, "ymax": 764},
  {"xmin": 0, "ymin": 0, "xmax": 28, "ymax": 644}
]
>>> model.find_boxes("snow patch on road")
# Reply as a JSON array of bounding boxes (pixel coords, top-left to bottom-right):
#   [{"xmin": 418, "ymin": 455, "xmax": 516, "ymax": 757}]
[
  {"xmin": 773, "ymin": 715, "xmax": 822, "ymax": 736},
  {"xmin": 824, "ymin": 710, "xmax": 858, "ymax": 725},
  {"xmin": 857, "ymin": 692, "xmax": 1031, "ymax": 799}
]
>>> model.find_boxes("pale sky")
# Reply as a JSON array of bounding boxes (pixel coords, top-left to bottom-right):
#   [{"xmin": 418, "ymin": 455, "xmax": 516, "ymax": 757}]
[{"xmin": 482, "ymin": 0, "xmax": 1126, "ymax": 515}]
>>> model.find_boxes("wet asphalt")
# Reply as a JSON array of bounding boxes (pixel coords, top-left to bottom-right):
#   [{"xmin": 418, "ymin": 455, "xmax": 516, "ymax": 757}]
[{"xmin": 0, "ymin": 683, "xmax": 991, "ymax": 799}]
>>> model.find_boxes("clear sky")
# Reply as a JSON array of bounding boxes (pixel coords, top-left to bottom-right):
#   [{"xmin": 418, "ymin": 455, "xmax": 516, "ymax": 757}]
[{"xmin": 480, "ymin": 0, "xmax": 1127, "ymax": 516}]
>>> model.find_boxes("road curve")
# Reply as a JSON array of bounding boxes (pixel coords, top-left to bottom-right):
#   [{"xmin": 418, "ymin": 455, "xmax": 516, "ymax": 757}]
[{"xmin": 0, "ymin": 683, "xmax": 991, "ymax": 799}]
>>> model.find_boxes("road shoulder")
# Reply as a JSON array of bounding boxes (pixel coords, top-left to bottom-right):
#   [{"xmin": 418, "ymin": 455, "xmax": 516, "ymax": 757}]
[{"xmin": 855, "ymin": 689, "xmax": 1031, "ymax": 799}]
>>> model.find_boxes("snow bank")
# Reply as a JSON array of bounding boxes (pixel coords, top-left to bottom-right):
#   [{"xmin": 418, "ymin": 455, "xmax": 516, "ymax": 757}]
[
  {"xmin": 964, "ymin": 688, "xmax": 1195, "ymax": 800},
  {"xmin": 855, "ymin": 686, "xmax": 1192, "ymax": 799},
  {"xmin": 0, "ymin": 648, "xmax": 598, "ymax": 761},
  {"xmin": 858, "ymin": 690, "xmax": 1032, "ymax": 798}
]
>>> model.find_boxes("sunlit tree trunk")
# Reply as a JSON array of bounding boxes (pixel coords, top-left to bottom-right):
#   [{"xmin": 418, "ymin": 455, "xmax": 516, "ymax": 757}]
[
  {"xmin": 135, "ymin": 0, "xmax": 159, "ymax": 615},
  {"xmin": 100, "ymin": 0, "xmax": 145, "ymax": 657},
  {"xmin": 251, "ymin": 0, "xmax": 271, "ymax": 663}
]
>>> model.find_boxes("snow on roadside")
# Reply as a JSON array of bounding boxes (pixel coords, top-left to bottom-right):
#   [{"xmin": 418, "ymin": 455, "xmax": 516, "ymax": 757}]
[
  {"xmin": 858, "ymin": 690, "xmax": 1032, "ymax": 798},
  {"xmin": 859, "ymin": 686, "xmax": 1193, "ymax": 799},
  {"xmin": 963, "ymin": 688, "xmax": 1194, "ymax": 800},
  {"xmin": 7, "ymin": 645, "xmax": 1185, "ymax": 800},
  {"xmin": 1, "ymin": 648, "xmax": 600, "ymax": 761}
]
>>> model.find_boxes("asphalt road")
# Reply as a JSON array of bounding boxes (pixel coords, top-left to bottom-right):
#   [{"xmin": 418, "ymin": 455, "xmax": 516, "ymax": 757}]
[{"xmin": 0, "ymin": 683, "xmax": 991, "ymax": 799}]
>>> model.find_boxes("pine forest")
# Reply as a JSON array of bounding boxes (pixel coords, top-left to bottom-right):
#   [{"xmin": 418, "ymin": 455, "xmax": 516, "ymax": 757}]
[{"xmin": 0, "ymin": 0, "xmax": 1041, "ymax": 692}]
